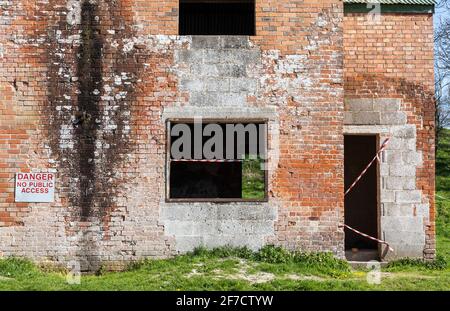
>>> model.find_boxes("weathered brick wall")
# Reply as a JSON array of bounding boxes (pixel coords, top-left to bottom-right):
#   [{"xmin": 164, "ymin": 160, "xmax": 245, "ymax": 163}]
[
  {"xmin": 0, "ymin": 0, "xmax": 183, "ymax": 269},
  {"xmin": 343, "ymin": 12, "xmax": 435, "ymax": 259},
  {"xmin": 2, "ymin": 1, "xmax": 435, "ymax": 269},
  {"xmin": 252, "ymin": 0, "xmax": 344, "ymax": 254},
  {"xmin": 0, "ymin": 0, "xmax": 345, "ymax": 269}
]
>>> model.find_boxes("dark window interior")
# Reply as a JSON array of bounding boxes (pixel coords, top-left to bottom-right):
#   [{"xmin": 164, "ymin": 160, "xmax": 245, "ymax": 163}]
[
  {"xmin": 168, "ymin": 122, "xmax": 266, "ymax": 200},
  {"xmin": 179, "ymin": 0, "xmax": 255, "ymax": 35},
  {"xmin": 344, "ymin": 135, "xmax": 378, "ymax": 251},
  {"xmin": 170, "ymin": 162, "xmax": 242, "ymax": 199}
]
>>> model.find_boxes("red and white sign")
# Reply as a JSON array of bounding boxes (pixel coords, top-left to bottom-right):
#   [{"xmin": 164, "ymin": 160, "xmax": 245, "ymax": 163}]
[{"xmin": 15, "ymin": 172, "xmax": 55, "ymax": 203}]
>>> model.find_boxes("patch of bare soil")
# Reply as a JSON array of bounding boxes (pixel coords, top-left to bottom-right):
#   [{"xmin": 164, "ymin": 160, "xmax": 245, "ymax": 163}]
[
  {"xmin": 285, "ymin": 274, "xmax": 327, "ymax": 282},
  {"xmin": 0, "ymin": 276, "xmax": 13, "ymax": 281},
  {"xmin": 186, "ymin": 259, "xmax": 329, "ymax": 284},
  {"xmin": 381, "ymin": 272, "xmax": 436, "ymax": 280}
]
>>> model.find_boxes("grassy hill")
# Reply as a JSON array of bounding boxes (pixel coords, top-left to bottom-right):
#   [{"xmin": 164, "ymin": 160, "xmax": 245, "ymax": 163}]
[{"xmin": 437, "ymin": 128, "xmax": 450, "ymax": 261}]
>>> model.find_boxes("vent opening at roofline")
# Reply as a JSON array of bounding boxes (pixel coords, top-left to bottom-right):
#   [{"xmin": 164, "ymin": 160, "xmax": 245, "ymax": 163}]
[
  {"xmin": 344, "ymin": 0, "xmax": 435, "ymax": 14},
  {"xmin": 179, "ymin": 0, "xmax": 256, "ymax": 35}
]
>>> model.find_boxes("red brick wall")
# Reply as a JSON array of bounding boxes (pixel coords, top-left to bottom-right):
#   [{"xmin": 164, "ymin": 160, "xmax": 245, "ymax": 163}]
[
  {"xmin": 0, "ymin": 0, "xmax": 49, "ymax": 228},
  {"xmin": 2, "ymin": 1, "xmax": 435, "ymax": 266},
  {"xmin": 343, "ymin": 12, "xmax": 436, "ymax": 259},
  {"xmin": 0, "ymin": 1, "xmax": 346, "ymax": 267},
  {"xmin": 252, "ymin": 0, "xmax": 345, "ymax": 253}
]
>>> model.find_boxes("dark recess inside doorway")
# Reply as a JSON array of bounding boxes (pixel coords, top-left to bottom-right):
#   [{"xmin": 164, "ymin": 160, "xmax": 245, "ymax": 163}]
[{"xmin": 344, "ymin": 135, "xmax": 379, "ymax": 259}]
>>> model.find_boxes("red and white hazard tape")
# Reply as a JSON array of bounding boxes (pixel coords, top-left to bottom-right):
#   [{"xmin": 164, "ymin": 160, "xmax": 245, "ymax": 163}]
[
  {"xmin": 340, "ymin": 224, "xmax": 394, "ymax": 252},
  {"xmin": 344, "ymin": 138, "xmax": 390, "ymax": 196},
  {"xmin": 171, "ymin": 159, "xmax": 243, "ymax": 163},
  {"xmin": 342, "ymin": 137, "xmax": 394, "ymax": 254}
]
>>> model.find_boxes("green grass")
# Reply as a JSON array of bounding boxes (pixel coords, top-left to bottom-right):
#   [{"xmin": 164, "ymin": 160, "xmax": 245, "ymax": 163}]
[
  {"xmin": 437, "ymin": 129, "xmax": 450, "ymax": 240},
  {"xmin": 0, "ymin": 245, "xmax": 449, "ymax": 291},
  {"xmin": 1, "ymin": 131, "xmax": 450, "ymax": 291},
  {"xmin": 242, "ymin": 157, "xmax": 265, "ymax": 199}
]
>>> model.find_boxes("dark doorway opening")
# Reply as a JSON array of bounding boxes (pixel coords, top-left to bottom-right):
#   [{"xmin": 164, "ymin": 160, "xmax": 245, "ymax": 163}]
[
  {"xmin": 344, "ymin": 135, "xmax": 379, "ymax": 261},
  {"xmin": 179, "ymin": 0, "xmax": 255, "ymax": 35}
]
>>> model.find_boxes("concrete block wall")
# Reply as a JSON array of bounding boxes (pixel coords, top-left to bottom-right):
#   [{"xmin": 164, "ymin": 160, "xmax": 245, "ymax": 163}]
[
  {"xmin": 344, "ymin": 98, "xmax": 429, "ymax": 259},
  {"xmin": 176, "ymin": 36, "xmax": 260, "ymax": 108},
  {"xmin": 161, "ymin": 202, "xmax": 277, "ymax": 252}
]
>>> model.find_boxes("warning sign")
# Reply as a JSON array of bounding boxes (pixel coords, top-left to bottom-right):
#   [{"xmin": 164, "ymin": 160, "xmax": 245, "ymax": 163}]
[{"xmin": 15, "ymin": 173, "xmax": 55, "ymax": 203}]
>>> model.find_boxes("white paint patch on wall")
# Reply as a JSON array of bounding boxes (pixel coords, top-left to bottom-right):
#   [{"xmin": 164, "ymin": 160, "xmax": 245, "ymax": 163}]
[
  {"xmin": 66, "ymin": 0, "xmax": 82, "ymax": 26},
  {"xmin": 59, "ymin": 123, "xmax": 74, "ymax": 149}
]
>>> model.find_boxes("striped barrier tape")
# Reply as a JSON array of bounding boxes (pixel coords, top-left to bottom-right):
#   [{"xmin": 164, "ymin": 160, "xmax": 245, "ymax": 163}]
[
  {"xmin": 171, "ymin": 159, "xmax": 244, "ymax": 163},
  {"xmin": 344, "ymin": 138, "xmax": 390, "ymax": 196},
  {"xmin": 340, "ymin": 224, "xmax": 394, "ymax": 253},
  {"xmin": 342, "ymin": 137, "xmax": 394, "ymax": 254}
]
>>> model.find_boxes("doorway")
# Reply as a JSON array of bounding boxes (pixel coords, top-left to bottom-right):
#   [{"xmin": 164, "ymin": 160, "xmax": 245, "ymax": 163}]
[{"xmin": 344, "ymin": 135, "xmax": 379, "ymax": 261}]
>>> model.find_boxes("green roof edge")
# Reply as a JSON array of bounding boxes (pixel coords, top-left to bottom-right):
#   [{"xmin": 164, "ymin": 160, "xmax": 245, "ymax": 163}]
[{"xmin": 344, "ymin": 3, "xmax": 435, "ymax": 14}]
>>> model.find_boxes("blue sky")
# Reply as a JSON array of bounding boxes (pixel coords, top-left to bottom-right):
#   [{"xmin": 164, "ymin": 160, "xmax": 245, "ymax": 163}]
[
  {"xmin": 435, "ymin": 1, "xmax": 450, "ymax": 99},
  {"xmin": 435, "ymin": 1, "xmax": 449, "ymax": 24}
]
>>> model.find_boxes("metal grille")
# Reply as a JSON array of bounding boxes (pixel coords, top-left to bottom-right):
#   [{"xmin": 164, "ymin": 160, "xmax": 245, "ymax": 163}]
[{"xmin": 179, "ymin": 1, "xmax": 255, "ymax": 35}]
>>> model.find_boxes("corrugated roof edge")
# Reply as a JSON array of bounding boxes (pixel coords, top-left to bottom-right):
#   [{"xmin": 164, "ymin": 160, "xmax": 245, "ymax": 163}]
[
  {"xmin": 344, "ymin": 1, "xmax": 435, "ymax": 14},
  {"xmin": 343, "ymin": 0, "xmax": 435, "ymax": 5}
]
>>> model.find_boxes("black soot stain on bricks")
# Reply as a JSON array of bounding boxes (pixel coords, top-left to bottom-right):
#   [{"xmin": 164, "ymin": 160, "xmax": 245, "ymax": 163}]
[{"xmin": 76, "ymin": 1, "xmax": 103, "ymax": 220}]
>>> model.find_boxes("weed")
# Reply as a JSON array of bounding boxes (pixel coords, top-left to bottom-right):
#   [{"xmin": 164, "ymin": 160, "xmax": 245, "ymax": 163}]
[{"xmin": 0, "ymin": 257, "xmax": 39, "ymax": 278}]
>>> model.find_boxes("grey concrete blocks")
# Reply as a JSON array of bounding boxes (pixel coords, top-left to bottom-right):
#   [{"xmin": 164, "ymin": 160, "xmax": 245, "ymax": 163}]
[
  {"xmin": 372, "ymin": 98, "xmax": 401, "ymax": 112},
  {"xmin": 344, "ymin": 98, "xmax": 406, "ymax": 126},
  {"xmin": 386, "ymin": 243, "xmax": 426, "ymax": 259},
  {"xmin": 395, "ymin": 191, "xmax": 422, "ymax": 204},
  {"xmin": 175, "ymin": 35, "xmax": 259, "ymax": 109},
  {"xmin": 388, "ymin": 137, "xmax": 416, "ymax": 150},
  {"xmin": 229, "ymin": 77, "xmax": 257, "ymax": 92},
  {"xmin": 191, "ymin": 36, "xmax": 220, "ymax": 49},
  {"xmin": 384, "ymin": 176, "xmax": 416, "ymax": 190},
  {"xmin": 394, "ymin": 125, "xmax": 416, "ymax": 139},
  {"xmin": 384, "ymin": 230, "xmax": 425, "ymax": 245},
  {"xmin": 380, "ymin": 112, "xmax": 407, "ymax": 125},
  {"xmin": 191, "ymin": 36, "xmax": 251, "ymax": 50},
  {"xmin": 161, "ymin": 203, "xmax": 277, "ymax": 253},
  {"xmin": 344, "ymin": 104, "xmax": 429, "ymax": 259},
  {"xmin": 350, "ymin": 111, "xmax": 381, "ymax": 125},
  {"xmin": 381, "ymin": 216, "xmax": 424, "ymax": 232},
  {"xmin": 344, "ymin": 98, "xmax": 374, "ymax": 111},
  {"xmin": 189, "ymin": 91, "xmax": 246, "ymax": 107},
  {"xmin": 389, "ymin": 165, "xmax": 416, "ymax": 177},
  {"xmin": 402, "ymin": 151, "xmax": 422, "ymax": 165}
]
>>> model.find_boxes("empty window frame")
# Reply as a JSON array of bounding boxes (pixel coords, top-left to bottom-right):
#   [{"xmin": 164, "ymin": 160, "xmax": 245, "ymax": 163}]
[
  {"xmin": 179, "ymin": 0, "xmax": 256, "ymax": 35},
  {"xmin": 166, "ymin": 120, "xmax": 267, "ymax": 202}
]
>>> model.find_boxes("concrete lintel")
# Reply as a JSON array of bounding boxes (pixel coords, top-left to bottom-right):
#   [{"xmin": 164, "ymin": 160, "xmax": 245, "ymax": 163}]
[{"xmin": 162, "ymin": 106, "xmax": 278, "ymax": 121}]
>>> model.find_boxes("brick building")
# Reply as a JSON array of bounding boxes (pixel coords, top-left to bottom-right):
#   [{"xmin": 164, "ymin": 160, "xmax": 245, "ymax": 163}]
[{"xmin": 0, "ymin": 0, "xmax": 436, "ymax": 270}]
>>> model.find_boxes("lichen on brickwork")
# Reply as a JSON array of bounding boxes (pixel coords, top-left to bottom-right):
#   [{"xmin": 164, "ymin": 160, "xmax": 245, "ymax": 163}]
[
  {"xmin": 66, "ymin": 0, "xmax": 82, "ymax": 26},
  {"xmin": 40, "ymin": 0, "xmax": 179, "ymax": 270}
]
